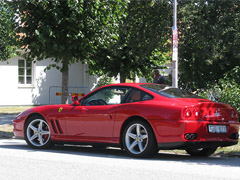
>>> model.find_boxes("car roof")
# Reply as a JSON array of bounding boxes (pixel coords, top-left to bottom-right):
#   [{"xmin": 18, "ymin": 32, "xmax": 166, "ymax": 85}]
[
  {"xmin": 102, "ymin": 83, "xmax": 169, "ymax": 89},
  {"xmin": 99, "ymin": 83, "xmax": 168, "ymax": 95},
  {"xmin": 88, "ymin": 83, "xmax": 169, "ymax": 99},
  {"xmin": 103, "ymin": 83, "xmax": 159, "ymax": 87}
]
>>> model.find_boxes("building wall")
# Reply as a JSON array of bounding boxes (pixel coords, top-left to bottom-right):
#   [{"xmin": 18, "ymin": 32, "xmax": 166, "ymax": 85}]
[{"xmin": 0, "ymin": 56, "xmax": 97, "ymax": 106}]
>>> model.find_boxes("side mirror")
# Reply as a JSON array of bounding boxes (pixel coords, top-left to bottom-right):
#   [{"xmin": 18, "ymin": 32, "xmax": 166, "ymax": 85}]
[{"xmin": 72, "ymin": 95, "xmax": 80, "ymax": 106}]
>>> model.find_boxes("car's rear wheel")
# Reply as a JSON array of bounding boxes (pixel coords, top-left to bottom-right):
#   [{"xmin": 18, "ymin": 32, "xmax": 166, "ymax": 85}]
[
  {"xmin": 24, "ymin": 115, "xmax": 52, "ymax": 149},
  {"xmin": 186, "ymin": 147, "xmax": 217, "ymax": 157},
  {"xmin": 122, "ymin": 120, "xmax": 158, "ymax": 158}
]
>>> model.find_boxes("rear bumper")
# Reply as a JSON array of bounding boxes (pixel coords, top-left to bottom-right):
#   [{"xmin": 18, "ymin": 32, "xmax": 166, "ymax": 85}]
[
  {"xmin": 150, "ymin": 119, "xmax": 239, "ymax": 144},
  {"xmin": 158, "ymin": 140, "xmax": 238, "ymax": 150}
]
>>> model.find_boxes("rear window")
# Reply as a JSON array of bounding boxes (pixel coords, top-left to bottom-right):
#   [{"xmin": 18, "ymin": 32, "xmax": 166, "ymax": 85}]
[{"xmin": 140, "ymin": 84, "xmax": 203, "ymax": 99}]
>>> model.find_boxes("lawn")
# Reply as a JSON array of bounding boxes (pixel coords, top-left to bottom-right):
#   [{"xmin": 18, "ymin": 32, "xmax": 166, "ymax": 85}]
[
  {"xmin": 215, "ymin": 140, "xmax": 240, "ymax": 157},
  {"xmin": 0, "ymin": 124, "xmax": 13, "ymax": 138},
  {"xmin": 0, "ymin": 106, "xmax": 34, "ymax": 114},
  {"xmin": 161, "ymin": 140, "xmax": 240, "ymax": 157}
]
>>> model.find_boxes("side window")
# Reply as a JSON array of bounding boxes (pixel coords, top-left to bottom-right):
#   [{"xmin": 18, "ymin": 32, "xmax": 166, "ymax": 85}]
[
  {"xmin": 126, "ymin": 89, "xmax": 153, "ymax": 103},
  {"xmin": 82, "ymin": 87, "xmax": 130, "ymax": 106}
]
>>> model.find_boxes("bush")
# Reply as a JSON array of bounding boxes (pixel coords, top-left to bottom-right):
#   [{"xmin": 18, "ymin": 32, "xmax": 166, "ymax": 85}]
[
  {"xmin": 197, "ymin": 67, "xmax": 240, "ymax": 121},
  {"xmin": 216, "ymin": 80, "xmax": 240, "ymax": 112}
]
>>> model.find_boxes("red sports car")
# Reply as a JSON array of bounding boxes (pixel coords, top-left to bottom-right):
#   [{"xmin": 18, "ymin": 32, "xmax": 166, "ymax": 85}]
[{"xmin": 14, "ymin": 83, "xmax": 239, "ymax": 158}]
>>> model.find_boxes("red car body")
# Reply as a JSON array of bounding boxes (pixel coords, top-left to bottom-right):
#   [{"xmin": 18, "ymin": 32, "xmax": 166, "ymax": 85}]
[{"xmin": 14, "ymin": 83, "xmax": 239, "ymax": 157}]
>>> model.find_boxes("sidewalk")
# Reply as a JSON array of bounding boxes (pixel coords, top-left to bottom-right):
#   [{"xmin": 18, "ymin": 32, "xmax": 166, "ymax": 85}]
[{"xmin": 0, "ymin": 114, "xmax": 17, "ymax": 125}]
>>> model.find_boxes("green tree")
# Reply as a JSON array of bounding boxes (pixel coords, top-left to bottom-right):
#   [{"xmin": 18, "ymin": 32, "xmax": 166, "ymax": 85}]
[
  {"xmin": 88, "ymin": 0, "xmax": 172, "ymax": 83},
  {"xmin": 178, "ymin": 0, "xmax": 240, "ymax": 90},
  {"xmin": 11, "ymin": 0, "xmax": 125, "ymax": 103},
  {"xmin": 0, "ymin": 0, "xmax": 16, "ymax": 61}
]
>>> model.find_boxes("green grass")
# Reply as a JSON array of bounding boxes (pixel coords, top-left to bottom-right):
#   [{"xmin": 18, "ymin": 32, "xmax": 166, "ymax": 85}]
[
  {"xmin": 0, "ymin": 106, "xmax": 34, "ymax": 114},
  {"xmin": 161, "ymin": 140, "xmax": 240, "ymax": 157},
  {"xmin": 215, "ymin": 140, "xmax": 240, "ymax": 156},
  {"xmin": 0, "ymin": 124, "xmax": 13, "ymax": 138}
]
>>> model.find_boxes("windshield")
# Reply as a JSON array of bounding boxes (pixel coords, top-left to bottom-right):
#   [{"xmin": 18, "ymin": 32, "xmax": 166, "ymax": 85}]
[{"xmin": 140, "ymin": 84, "xmax": 203, "ymax": 99}]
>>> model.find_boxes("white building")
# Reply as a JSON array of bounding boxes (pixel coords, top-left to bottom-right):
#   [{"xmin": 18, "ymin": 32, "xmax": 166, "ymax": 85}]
[
  {"xmin": 0, "ymin": 56, "xmax": 97, "ymax": 106},
  {"xmin": 0, "ymin": 56, "xmax": 171, "ymax": 106}
]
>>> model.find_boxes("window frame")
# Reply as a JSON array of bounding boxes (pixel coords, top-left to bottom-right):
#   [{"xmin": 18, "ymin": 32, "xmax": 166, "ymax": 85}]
[
  {"xmin": 80, "ymin": 86, "xmax": 154, "ymax": 106},
  {"xmin": 140, "ymin": 84, "xmax": 203, "ymax": 99},
  {"xmin": 80, "ymin": 86, "xmax": 132, "ymax": 106},
  {"xmin": 124, "ymin": 88, "xmax": 154, "ymax": 103},
  {"xmin": 18, "ymin": 59, "xmax": 35, "ymax": 88}
]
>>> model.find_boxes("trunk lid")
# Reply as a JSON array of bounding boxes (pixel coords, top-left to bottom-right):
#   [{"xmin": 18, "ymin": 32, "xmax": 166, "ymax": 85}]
[{"xmin": 180, "ymin": 100, "xmax": 239, "ymax": 122}]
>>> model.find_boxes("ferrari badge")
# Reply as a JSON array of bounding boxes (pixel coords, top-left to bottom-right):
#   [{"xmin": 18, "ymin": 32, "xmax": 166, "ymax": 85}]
[{"xmin": 58, "ymin": 107, "xmax": 63, "ymax": 113}]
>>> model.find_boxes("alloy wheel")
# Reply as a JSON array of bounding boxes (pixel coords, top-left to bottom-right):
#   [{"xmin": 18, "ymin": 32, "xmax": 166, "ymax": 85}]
[
  {"xmin": 125, "ymin": 123, "xmax": 149, "ymax": 155},
  {"xmin": 26, "ymin": 119, "xmax": 50, "ymax": 147}
]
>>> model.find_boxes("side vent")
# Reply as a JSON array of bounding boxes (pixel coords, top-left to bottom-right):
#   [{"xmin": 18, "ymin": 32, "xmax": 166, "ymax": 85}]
[
  {"xmin": 50, "ymin": 120, "xmax": 63, "ymax": 134},
  {"xmin": 55, "ymin": 120, "xmax": 63, "ymax": 134},
  {"xmin": 51, "ymin": 120, "xmax": 57, "ymax": 134}
]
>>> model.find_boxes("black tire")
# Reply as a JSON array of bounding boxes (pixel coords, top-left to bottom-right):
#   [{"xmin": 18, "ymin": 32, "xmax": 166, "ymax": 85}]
[
  {"xmin": 24, "ymin": 115, "xmax": 53, "ymax": 149},
  {"xmin": 122, "ymin": 120, "xmax": 158, "ymax": 158},
  {"xmin": 186, "ymin": 147, "xmax": 217, "ymax": 157}
]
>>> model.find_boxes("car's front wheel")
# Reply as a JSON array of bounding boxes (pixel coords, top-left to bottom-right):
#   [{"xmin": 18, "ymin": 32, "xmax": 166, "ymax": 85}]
[
  {"xmin": 24, "ymin": 115, "xmax": 52, "ymax": 149},
  {"xmin": 186, "ymin": 147, "xmax": 217, "ymax": 157},
  {"xmin": 122, "ymin": 120, "xmax": 158, "ymax": 158}
]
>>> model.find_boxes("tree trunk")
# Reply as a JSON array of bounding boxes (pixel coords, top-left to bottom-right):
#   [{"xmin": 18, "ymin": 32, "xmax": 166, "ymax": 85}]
[
  {"xmin": 120, "ymin": 73, "xmax": 126, "ymax": 83},
  {"xmin": 61, "ymin": 59, "xmax": 69, "ymax": 104}
]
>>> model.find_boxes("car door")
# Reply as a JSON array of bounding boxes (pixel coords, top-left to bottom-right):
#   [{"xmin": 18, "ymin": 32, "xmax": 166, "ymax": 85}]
[{"xmin": 65, "ymin": 86, "xmax": 131, "ymax": 138}]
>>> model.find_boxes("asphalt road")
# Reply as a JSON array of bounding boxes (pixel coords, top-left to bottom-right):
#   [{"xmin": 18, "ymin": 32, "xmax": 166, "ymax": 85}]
[{"xmin": 0, "ymin": 138, "xmax": 239, "ymax": 180}]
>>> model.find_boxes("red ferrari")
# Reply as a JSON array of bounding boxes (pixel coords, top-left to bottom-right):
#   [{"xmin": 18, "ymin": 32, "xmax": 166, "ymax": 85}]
[{"xmin": 14, "ymin": 83, "xmax": 239, "ymax": 158}]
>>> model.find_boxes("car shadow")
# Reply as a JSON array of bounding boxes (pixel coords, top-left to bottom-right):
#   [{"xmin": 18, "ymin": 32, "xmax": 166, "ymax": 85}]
[{"xmin": 0, "ymin": 138, "xmax": 239, "ymax": 168}]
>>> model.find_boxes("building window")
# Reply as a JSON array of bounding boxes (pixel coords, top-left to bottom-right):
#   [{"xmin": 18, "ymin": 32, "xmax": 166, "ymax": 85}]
[{"xmin": 18, "ymin": 59, "xmax": 33, "ymax": 85}]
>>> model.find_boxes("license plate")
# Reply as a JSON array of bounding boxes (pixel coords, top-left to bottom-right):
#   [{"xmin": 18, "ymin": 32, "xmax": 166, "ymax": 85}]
[{"xmin": 208, "ymin": 125, "xmax": 227, "ymax": 133}]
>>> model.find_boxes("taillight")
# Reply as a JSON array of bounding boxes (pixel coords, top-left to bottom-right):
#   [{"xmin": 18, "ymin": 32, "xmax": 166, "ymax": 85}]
[
  {"xmin": 236, "ymin": 112, "xmax": 239, "ymax": 119},
  {"xmin": 183, "ymin": 108, "xmax": 202, "ymax": 120},
  {"xmin": 231, "ymin": 109, "xmax": 239, "ymax": 120},
  {"xmin": 183, "ymin": 108, "xmax": 192, "ymax": 119},
  {"xmin": 231, "ymin": 110, "xmax": 235, "ymax": 119},
  {"xmin": 193, "ymin": 108, "xmax": 201, "ymax": 118}
]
